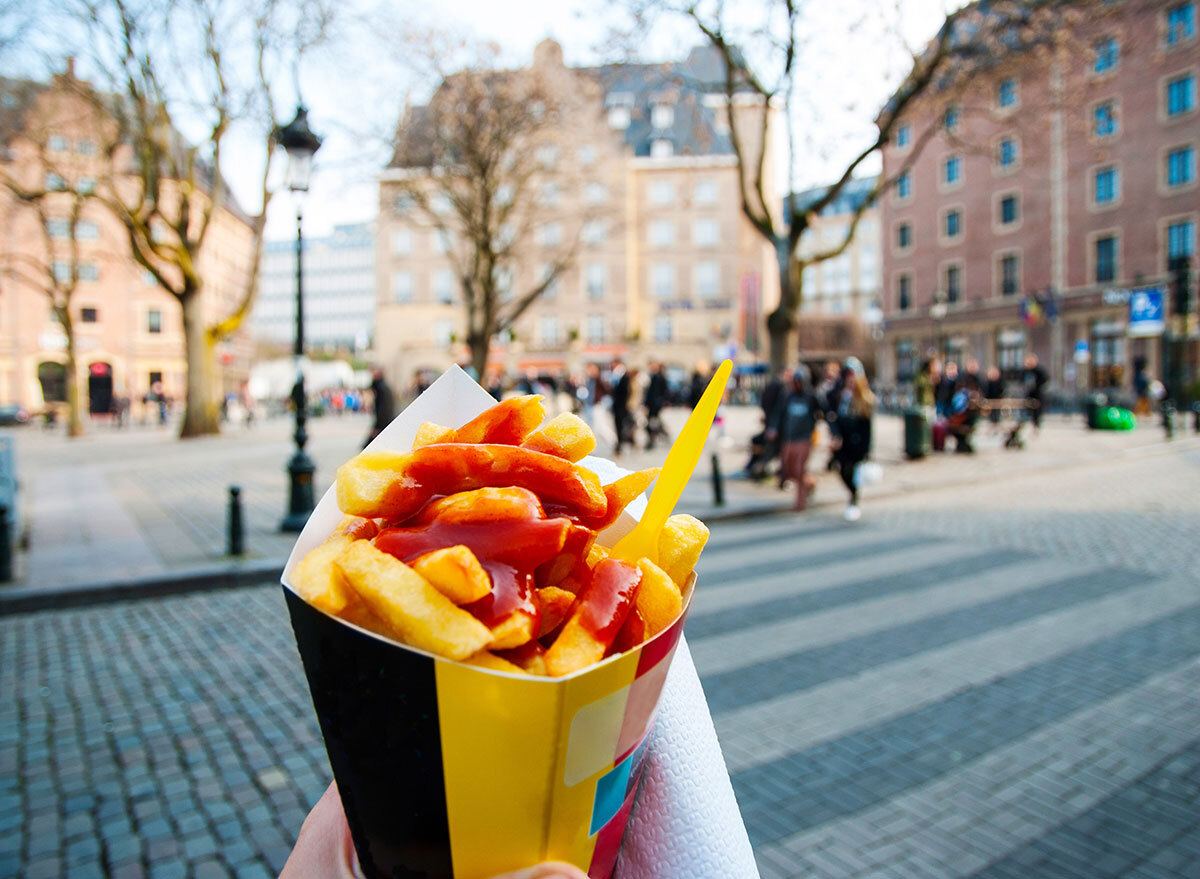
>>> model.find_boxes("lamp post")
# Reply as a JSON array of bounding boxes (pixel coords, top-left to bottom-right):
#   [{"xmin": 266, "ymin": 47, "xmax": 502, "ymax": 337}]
[
  {"xmin": 276, "ymin": 105, "xmax": 322, "ymax": 533},
  {"xmin": 929, "ymin": 292, "xmax": 948, "ymax": 362}
]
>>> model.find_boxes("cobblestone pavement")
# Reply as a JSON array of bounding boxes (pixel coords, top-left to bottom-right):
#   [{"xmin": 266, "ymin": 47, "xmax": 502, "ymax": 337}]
[{"xmin": 2, "ymin": 437, "xmax": 1200, "ymax": 878}]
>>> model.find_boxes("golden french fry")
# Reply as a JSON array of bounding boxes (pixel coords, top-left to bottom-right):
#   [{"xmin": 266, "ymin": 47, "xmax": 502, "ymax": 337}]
[
  {"xmin": 451, "ymin": 394, "xmax": 545, "ymax": 444},
  {"xmin": 657, "ymin": 513, "xmax": 709, "ymax": 588},
  {"xmin": 411, "ymin": 545, "xmax": 492, "ymax": 605},
  {"xmin": 462, "ymin": 650, "xmax": 525, "ymax": 674},
  {"xmin": 586, "ymin": 544, "xmax": 609, "ymax": 568},
  {"xmin": 335, "ymin": 541, "xmax": 492, "ymax": 661},
  {"xmin": 582, "ymin": 468, "xmax": 660, "ymax": 530},
  {"xmin": 337, "ymin": 599, "xmax": 390, "ymax": 634},
  {"xmin": 635, "ymin": 558, "xmax": 683, "ymax": 638},
  {"xmin": 334, "ymin": 515, "xmax": 380, "ymax": 540},
  {"xmin": 536, "ymin": 586, "xmax": 576, "ymax": 637},
  {"xmin": 488, "ymin": 611, "xmax": 536, "ymax": 650},
  {"xmin": 291, "ymin": 534, "xmax": 358, "ymax": 615},
  {"xmin": 521, "ymin": 413, "xmax": 596, "ymax": 462},
  {"xmin": 495, "ymin": 641, "xmax": 547, "ymax": 676},
  {"xmin": 413, "ymin": 421, "xmax": 453, "ymax": 448},
  {"xmin": 414, "ymin": 487, "xmax": 545, "ymax": 525},
  {"xmin": 544, "ymin": 559, "xmax": 642, "ymax": 677}
]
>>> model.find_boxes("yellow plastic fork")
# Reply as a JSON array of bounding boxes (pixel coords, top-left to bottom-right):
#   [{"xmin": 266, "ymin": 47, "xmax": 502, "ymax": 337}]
[{"xmin": 612, "ymin": 359, "xmax": 732, "ymax": 565}]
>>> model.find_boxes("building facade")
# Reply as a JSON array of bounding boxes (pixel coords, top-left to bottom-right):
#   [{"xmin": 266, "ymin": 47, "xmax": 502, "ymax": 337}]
[
  {"xmin": 0, "ymin": 71, "xmax": 256, "ymax": 417},
  {"xmin": 375, "ymin": 40, "xmax": 777, "ymax": 387},
  {"xmin": 878, "ymin": 0, "xmax": 1198, "ymax": 394},
  {"xmin": 253, "ymin": 222, "xmax": 376, "ymax": 353},
  {"xmin": 793, "ymin": 176, "xmax": 882, "ymax": 320}
]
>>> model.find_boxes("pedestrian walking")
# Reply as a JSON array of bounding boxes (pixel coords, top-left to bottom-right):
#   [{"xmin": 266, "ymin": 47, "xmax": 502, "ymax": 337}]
[
  {"xmin": 610, "ymin": 360, "xmax": 632, "ymax": 458},
  {"xmin": 643, "ymin": 361, "xmax": 669, "ymax": 450},
  {"xmin": 1023, "ymin": 353, "xmax": 1048, "ymax": 432},
  {"xmin": 828, "ymin": 360, "xmax": 875, "ymax": 522},
  {"xmin": 363, "ymin": 367, "xmax": 395, "ymax": 448},
  {"xmin": 983, "ymin": 366, "xmax": 1005, "ymax": 428},
  {"xmin": 756, "ymin": 367, "xmax": 789, "ymax": 479},
  {"xmin": 769, "ymin": 366, "xmax": 823, "ymax": 511}
]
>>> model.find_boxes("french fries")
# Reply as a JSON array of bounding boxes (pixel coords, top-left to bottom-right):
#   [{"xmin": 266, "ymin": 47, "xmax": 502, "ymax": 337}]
[{"xmin": 290, "ymin": 391, "xmax": 708, "ymax": 677}]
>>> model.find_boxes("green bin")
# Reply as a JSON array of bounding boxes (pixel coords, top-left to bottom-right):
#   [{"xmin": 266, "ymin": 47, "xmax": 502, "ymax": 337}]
[{"xmin": 904, "ymin": 408, "xmax": 931, "ymax": 459}]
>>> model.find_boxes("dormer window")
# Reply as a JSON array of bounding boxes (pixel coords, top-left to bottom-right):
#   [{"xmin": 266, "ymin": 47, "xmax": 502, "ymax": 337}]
[
  {"xmin": 651, "ymin": 139, "xmax": 673, "ymax": 158},
  {"xmin": 607, "ymin": 92, "xmax": 633, "ymax": 130},
  {"xmin": 652, "ymin": 104, "xmax": 674, "ymax": 129}
]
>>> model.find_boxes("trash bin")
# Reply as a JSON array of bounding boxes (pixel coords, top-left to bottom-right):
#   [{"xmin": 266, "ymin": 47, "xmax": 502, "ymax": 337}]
[
  {"xmin": 1084, "ymin": 393, "xmax": 1108, "ymax": 430},
  {"xmin": 904, "ymin": 408, "xmax": 930, "ymax": 459}
]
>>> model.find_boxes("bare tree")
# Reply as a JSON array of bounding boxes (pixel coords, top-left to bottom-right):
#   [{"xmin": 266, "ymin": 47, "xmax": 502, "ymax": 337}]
[
  {"xmin": 0, "ymin": 81, "xmax": 113, "ymax": 436},
  {"xmin": 388, "ymin": 47, "xmax": 585, "ymax": 378},
  {"xmin": 629, "ymin": 0, "xmax": 1105, "ymax": 370},
  {"xmin": 70, "ymin": 0, "xmax": 334, "ymax": 436}
]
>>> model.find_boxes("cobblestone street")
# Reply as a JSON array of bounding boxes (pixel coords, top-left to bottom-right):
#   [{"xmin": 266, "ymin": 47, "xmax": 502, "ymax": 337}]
[{"xmin": 3, "ymin": 437, "xmax": 1199, "ymax": 878}]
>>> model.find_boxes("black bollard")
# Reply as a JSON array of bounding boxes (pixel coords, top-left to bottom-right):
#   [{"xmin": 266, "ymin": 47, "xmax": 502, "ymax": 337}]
[
  {"xmin": 0, "ymin": 504, "xmax": 10, "ymax": 582},
  {"xmin": 228, "ymin": 486, "xmax": 244, "ymax": 556},
  {"xmin": 1163, "ymin": 401, "xmax": 1175, "ymax": 440},
  {"xmin": 711, "ymin": 452, "xmax": 725, "ymax": 507}
]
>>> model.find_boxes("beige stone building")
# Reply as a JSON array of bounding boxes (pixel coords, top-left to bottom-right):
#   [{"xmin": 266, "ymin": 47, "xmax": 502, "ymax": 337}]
[
  {"xmin": 0, "ymin": 71, "xmax": 255, "ymax": 418},
  {"xmin": 375, "ymin": 40, "xmax": 777, "ymax": 387}
]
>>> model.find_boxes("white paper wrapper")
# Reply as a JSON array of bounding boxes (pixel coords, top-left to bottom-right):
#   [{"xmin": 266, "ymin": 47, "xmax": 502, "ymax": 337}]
[{"xmin": 283, "ymin": 365, "xmax": 758, "ymax": 878}]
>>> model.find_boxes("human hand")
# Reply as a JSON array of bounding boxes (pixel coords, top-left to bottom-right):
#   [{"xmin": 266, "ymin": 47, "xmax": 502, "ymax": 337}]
[{"xmin": 279, "ymin": 782, "xmax": 588, "ymax": 879}]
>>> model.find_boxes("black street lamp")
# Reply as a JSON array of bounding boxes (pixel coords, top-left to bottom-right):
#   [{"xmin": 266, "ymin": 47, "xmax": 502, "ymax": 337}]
[
  {"xmin": 276, "ymin": 105, "xmax": 322, "ymax": 533},
  {"xmin": 929, "ymin": 290, "xmax": 948, "ymax": 361}
]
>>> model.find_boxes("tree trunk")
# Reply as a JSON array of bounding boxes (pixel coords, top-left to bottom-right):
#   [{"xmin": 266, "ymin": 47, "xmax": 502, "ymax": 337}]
[
  {"xmin": 468, "ymin": 333, "xmax": 489, "ymax": 384},
  {"xmin": 766, "ymin": 238, "xmax": 801, "ymax": 372},
  {"xmin": 179, "ymin": 287, "xmax": 221, "ymax": 438},
  {"xmin": 63, "ymin": 316, "xmax": 83, "ymax": 438}
]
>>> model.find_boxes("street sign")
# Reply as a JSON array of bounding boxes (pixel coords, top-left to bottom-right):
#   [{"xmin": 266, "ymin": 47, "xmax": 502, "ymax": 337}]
[
  {"xmin": 1073, "ymin": 339, "xmax": 1090, "ymax": 363},
  {"xmin": 1127, "ymin": 286, "xmax": 1165, "ymax": 337}
]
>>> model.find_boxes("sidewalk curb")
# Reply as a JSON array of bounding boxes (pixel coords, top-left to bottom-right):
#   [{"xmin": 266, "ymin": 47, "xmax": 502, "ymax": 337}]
[{"xmin": 0, "ymin": 558, "xmax": 286, "ymax": 616}]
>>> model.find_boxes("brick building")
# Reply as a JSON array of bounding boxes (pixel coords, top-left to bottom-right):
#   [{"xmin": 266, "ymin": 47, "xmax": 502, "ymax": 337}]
[
  {"xmin": 878, "ymin": 0, "xmax": 1198, "ymax": 395},
  {"xmin": 0, "ymin": 70, "xmax": 256, "ymax": 419},
  {"xmin": 375, "ymin": 40, "xmax": 777, "ymax": 387}
]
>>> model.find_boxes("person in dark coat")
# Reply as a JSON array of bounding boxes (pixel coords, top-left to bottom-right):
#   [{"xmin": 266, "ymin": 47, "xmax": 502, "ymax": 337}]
[
  {"xmin": 1023, "ymin": 353, "xmax": 1049, "ymax": 431},
  {"xmin": 983, "ymin": 366, "xmax": 1005, "ymax": 426},
  {"xmin": 755, "ymin": 367, "xmax": 789, "ymax": 480},
  {"xmin": 364, "ymin": 367, "xmax": 395, "ymax": 448},
  {"xmin": 769, "ymin": 366, "xmax": 823, "ymax": 511},
  {"xmin": 643, "ymin": 361, "xmax": 669, "ymax": 450},
  {"xmin": 828, "ymin": 361, "xmax": 874, "ymax": 521},
  {"xmin": 610, "ymin": 360, "xmax": 631, "ymax": 457},
  {"xmin": 687, "ymin": 365, "xmax": 708, "ymax": 409},
  {"xmin": 935, "ymin": 361, "xmax": 958, "ymax": 417}
]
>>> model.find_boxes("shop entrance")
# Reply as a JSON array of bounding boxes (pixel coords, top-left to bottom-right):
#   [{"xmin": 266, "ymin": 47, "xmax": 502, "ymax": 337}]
[{"xmin": 88, "ymin": 362, "xmax": 113, "ymax": 415}]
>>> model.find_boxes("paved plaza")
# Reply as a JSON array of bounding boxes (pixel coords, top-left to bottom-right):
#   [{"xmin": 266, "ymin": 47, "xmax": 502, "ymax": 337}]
[{"xmin": 3, "ymin": 433, "xmax": 1199, "ymax": 878}]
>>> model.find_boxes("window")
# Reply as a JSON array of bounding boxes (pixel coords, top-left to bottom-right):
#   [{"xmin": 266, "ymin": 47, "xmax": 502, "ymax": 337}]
[
  {"xmin": 943, "ymin": 155, "xmax": 961, "ymax": 185},
  {"xmin": 695, "ymin": 261, "xmax": 719, "ymax": 297},
  {"xmin": 540, "ymin": 181, "xmax": 560, "ymax": 206},
  {"xmin": 537, "ymin": 222, "xmax": 562, "ymax": 248},
  {"xmin": 1167, "ymin": 74, "xmax": 1196, "ymax": 116},
  {"xmin": 652, "ymin": 263, "xmax": 675, "ymax": 298},
  {"xmin": 1093, "ymin": 101, "xmax": 1117, "ymax": 137},
  {"xmin": 1168, "ymin": 220, "xmax": 1195, "ymax": 263},
  {"xmin": 650, "ymin": 180, "xmax": 675, "ymax": 204},
  {"xmin": 944, "ymin": 209, "xmax": 962, "ymax": 238},
  {"xmin": 587, "ymin": 314, "xmax": 605, "ymax": 343},
  {"xmin": 433, "ymin": 269, "xmax": 454, "ymax": 304},
  {"xmin": 496, "ymin": 183, "xmax": 514, "ymax": 206},
  {"xmin": 694, "ymin": 179, "xmax": 717, "ymax": 204},
  {"xmin": 585, "ymin": 263, "xmax": 606, "ymax": 300},
  {"xmin": 997, "ymin": 77, "xmax": 1017, "ymax": 108},
  {"xmin": 896, "ymin": 124, "xmax": 911, "ymax": 148},
  {"xmin": 898, "ymin": 274, "xmax": 911, "ymax": 311},
  {"xmin": 584, "ymin": 182, "xmax": 606, "ymax": 205},
  {"xmin": 81, "ymin": 307, "xmax": 98, "ymax": 323},
  {"xmin": 652, "ymin": 104, "xmax": 674, "ymax": 129},
  {"xmin": 994, "ymin": 138, "xmax": 1016, "ymax": 171},
  {"xmin": 46, "ymin": 172, "xmax": 66, "ymax": 191},
  {"xmin": 1000, "ymin": 194, "xmax": 1020, "ymax": 225},
  {"xmin": 654, "ymin": 314, "xmax": 672, "ymax": 342},
  {"xmin": 693, "ymin": 219, "xmax": 718, "ymax": 247},
  {"xmin": 434, "ymin": 228, "xmax": 453, "ymax": 254},
  {"xmin": 608, "ymin": 105, "xmax": 630, "ymax": 129},
  {"xmin": 1167, "ymin": 146, "xmax": 1196, "ymax": 185},
  {"xmin": 582, "ymin": 220, "xmax": 606, "ymax": 246},
  {"xmin": 649, "ymin": 219, "xmax": 674, "ymax": 247},
  {"xmin": 578, "ymin": 145, "xmax": 597, "ymax": 167},
  {"xmin": 1095, "ymin": 235, "xmax": 1117, "ymax": 282},
  {"xmin": 147, "ymin": 309, "xmax": 162, "ymax": 333},
  {"xmin": 536, "ymin": 144, "xmax": 559, "ymax": 169},
  {"xmin": 76, "ymin": 139, "xmax": 95, "ymax": 156},
  {"xmin": 540, "ymin": 315, "xmax": 559, "ymax": 345},
  {"xmin": 47, "ymin": 218, "xmax": 69, "ymax": 238},
  {"xmin": 77, "ymin": 177, "xmax": 95, "ymax": 195},
  {"xmin": 1167, "ymin": 3, "xmax": 1196, "ymax": 45},
  {"xmin": 430, "ymin": 192, "xmax": 452, "ymax": 214},
  {"xmin": 48, "ymin": 134, "xmax": 68, "ymax": 151},
  {"xmin": 1094, "ymin": 166, "xmax": 1119, "ymax": 204},
  {"xmin": 943, "ymin": 105, "xmax": 959, "ymax": 131},
  {"xmin": 1094, "ymin": 38, "xmax": 1119, "ymax": 73},
  {"xmin": 538, "ymin": 263, "xmax": 559, "ymax": 299},
  {"xmin": 432, "ymin": 320, "xmax": 453, "ymax": 346},
  {"xmin": 392, "ymin": 193, "xmax": 414, "ymax": 215},
  {"xmin": 897, "ymin": 223, "xmax": 912, "ymax": 249},
  {"xmin": 897, "ymin": 170, "xmax": 911, "ymax": 199},
  {"xmin": 149, "ymin": 371, "xmax": 162, "ymax": 388},
  {"xmin": 391, "ymin": 228, "xmax": 411, "ymax": 255},
  {"xmin": 651, "ymin": 139, "xmax": 674, "ymax": 158},
  {"xmin": 946, "ymin": 265, "xmax": 961, "ymax": 302},
  {"xmin": 78, "ymin": 262, "xmax": 99, "ymax": 281},
  {"xmin": 76, "ymin": 220, "xmax": 98, "ymax": 239},
  {"xmin": 392, "ymin": 271, "xmax": 413, "ymax": 303},
  {"xmin": 1001, "ymin": 255, "xmax": 1019, "ymax": 295},
  {"xmin": 496, "ymin": 222, "xmax": 516, "ymax": 251}
]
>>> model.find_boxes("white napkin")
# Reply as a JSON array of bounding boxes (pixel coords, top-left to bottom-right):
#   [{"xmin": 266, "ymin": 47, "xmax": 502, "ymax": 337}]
[{"xmin": 616, "ymin": 637, "xmax": 760, "ymax": 879}]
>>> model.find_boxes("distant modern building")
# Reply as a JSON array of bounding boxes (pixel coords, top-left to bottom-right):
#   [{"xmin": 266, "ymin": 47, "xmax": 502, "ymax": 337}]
[
  {"xmin": 790, "ymin": 176, "xmax": 882, "ymax": 320},
  {"xmin": 254, "ymin": 222, "xmax": 376, "ymax": 352},
  {"xmin": 375, "ymin": 39, "xmax": 778, "ymax": 385},
  {"xmin": 878, "ymin": 0, "xmax": 1198, "ymax": 391}
]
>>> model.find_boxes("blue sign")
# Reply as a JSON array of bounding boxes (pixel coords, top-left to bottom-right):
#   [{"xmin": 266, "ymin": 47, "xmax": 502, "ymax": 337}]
[{"xmin": 1128, "ymin": 286, "xmax": 1165, "ymax": 337}]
